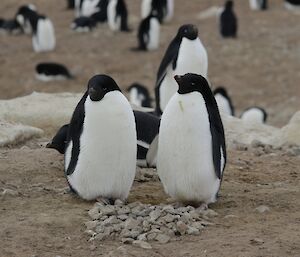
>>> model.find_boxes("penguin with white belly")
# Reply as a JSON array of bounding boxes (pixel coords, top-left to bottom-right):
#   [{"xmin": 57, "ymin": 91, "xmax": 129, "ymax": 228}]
[
  {"xmin": 157, "ymin": 73, "xmax": 226, "ymax": 207},
  {"xmin": 65, "ymin": 75, "xmax": 137, "ymax": 202},
  {"xmin": 213, "ymin": 86, "xmax": 235, "ymax": 116},
  {"xmin": 240, "ymin": 106, "xmax": 267, "ymax": 124},
  {"xmin": 155, "ymin": 24, "xmax": 208, "ymax": 115},
  {"xmin": 107, "ymin": 0, "xmax": 130, "ymax": 32}
]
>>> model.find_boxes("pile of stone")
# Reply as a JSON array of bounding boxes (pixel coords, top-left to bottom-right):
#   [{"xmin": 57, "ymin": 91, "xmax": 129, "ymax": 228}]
[{"xmin": 85, "ymin": 201, "xmax": 217, "ymax": 246}]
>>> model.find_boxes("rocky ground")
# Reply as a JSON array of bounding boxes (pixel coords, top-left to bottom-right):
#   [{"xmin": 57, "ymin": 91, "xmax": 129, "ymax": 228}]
[{"xmin": 0, "ymin": 0, "xmax": 300, "ymax": 257}]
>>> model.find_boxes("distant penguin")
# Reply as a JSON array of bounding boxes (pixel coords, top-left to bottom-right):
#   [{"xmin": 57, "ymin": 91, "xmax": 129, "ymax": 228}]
[
  {"xmin": 67, "ymin": 0, "xmax": 75, "ymax": 9},
  {"xmin": 284, "ymin": 0, "xmax": 300, "ymax": 10},
  {"xmin": 0, "ymin": 19, "xmax": 23, "ymax": 35},
  {"xmin": 135, "ymin": 14, "xmax": 160, "ymax": 51},
  {"xmin": 47, "ymin": 110, "xmax": 158, "ymax": 167},
  {"xmin": 127, "ymin": 83, "xmax": 152, "ymax": 108},
  {"xmin": 240, "ymin": 107, "xmax": 267, "ymax": 124},
  {"xmin": 35, "ymin": 63, "xmax": 73, "ymax": 81},
  {"xmin": 107, "ymin": 0, "xmax": 130, "ymax": 32},
  {"xmin": 71, "ymin": 16, "xmax": 96, "ymax": 32},
  {"xmin": 65, "ymin": 75, "xmax": 137, "ymax": 201},
  {"xmin": 220, "ymin": 1, "xmax": 237, "ymax": 38},
  {"xmin": 81, "ymin": 0, "xmax": 101, "ymax": 17},
  {"xmin": 157, "ymin": 73, "xmax": 226, "ymax": 207},
  {"xmin": 16, "ymin": 6, "xmax": 56, "ymax": 52},
  {"xmin": 213, "ymin": 87, "xmax": 234, "ymax": 116},
  {"xmin": 46, "ymin": 124, "xmax": 69, "ymax": 154},
  {"xmin": 155, "ymin": 24, "xmax": 208, "ymax": 115},
  {"xmin": 90, "ymin": 0, "xmax": 108, "ymax": 23},
  {"xmin": 249, "ymin": 0, "xmax": 268, "ymax": 10},
  {"xmin": 141, "ymin": 0, "xmax": 173, "ymax": 23}
]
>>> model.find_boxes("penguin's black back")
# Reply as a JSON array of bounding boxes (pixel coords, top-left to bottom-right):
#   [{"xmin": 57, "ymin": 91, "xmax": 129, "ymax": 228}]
[
  {"xmin": 116, "ymin": 0, "xmax": 129, "ymax": 31},
  {"xmin": 67, "ymin": 0, "xmax": 75, "ymax": 9},
  {"xmin": 91, "ymin": 0, "xmax": 108, "ymax": 22},
  {"xmin": 220, "ymin": 1, "xmax": 237, "ymax": 38},
  {"xmin": 72, "ymin": 16, "xmax": 96, "ymax": 29},
  {"xmin": 137, "ymin": 15, "xmax": 152, "ymax": 50},
  {"xmin": 36, "ymin": 63, "xmax": 72, "ymax": 78}
]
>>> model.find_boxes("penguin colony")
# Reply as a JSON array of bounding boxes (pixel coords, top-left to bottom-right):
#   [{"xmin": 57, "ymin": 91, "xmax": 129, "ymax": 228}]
[{"xmin": 2, "ymin": 0, "xmax": 282, "ymax": 232}]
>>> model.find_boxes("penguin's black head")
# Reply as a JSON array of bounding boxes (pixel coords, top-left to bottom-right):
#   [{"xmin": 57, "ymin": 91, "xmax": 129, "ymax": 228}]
[
  {"xmin": 87, "ymin": 75, "xmax": 121, "ymax": 101},
  {"xmin": 175, "ymin": 73, "xmax": 209, "ymax": 95},
  {"xmin": 213, "ymin": 87, "xmax": 228, "ymax": 98},
  {"xmin": 177, "ymin": 24, "xmax": 198, "ymax": 40},
  {"xmin": 225, "ymin": 1, "xmax": 233, "ymax": 9}
]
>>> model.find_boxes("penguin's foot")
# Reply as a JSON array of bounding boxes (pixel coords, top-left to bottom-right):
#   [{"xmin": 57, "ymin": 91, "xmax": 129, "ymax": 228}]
[
  {"xmin": 96, "ymin": 197, "xmax": 115, "ymax": 205},
  {"xmin": 196, "ymin": 203, "xmax": 208, "ymax": 211}
]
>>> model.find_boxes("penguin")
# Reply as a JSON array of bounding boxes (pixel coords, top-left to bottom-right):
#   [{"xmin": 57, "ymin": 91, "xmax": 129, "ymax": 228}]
[
  {"xmin": 284, "ymin": 0, "xmax": 300, "ymax": 10},
  {"xmin": 240, "ymin": 106, "xmax": 267, "ymax": 124},
  {"xmin": 35, "ymin": 63, "xmax": 73, "ymax": 81},
  {"xmin": 80, "ymin": 0, "xmax": 101, "ymax": 17},
  {"xmin": 65, "ymin": 74, "xmax": 137, "ymax": 201},
  {"xmin": 47, "ymin": 110, "xmax": 159, "ymax": 167},
  {"xmin": 46, "ymin": 124, "xmax": 69, "ymax": 154},
  {"xmin": 90, "ymin": 0, "xmax": 108, "ymax": 23},
  {"xmin": 107, "ymin": 0, "xmax": 130, "ymax": 32},
  {"xmin": 249, "ymin": 0, "xmax": 268, "ymax": 10},
  {"xmin": 16, "ymin": 6, "xmax": 56, "ymax": 52},
  {"xmin": 213, "ymin": 87, "xmax": 234, "ymax": 116},
  {"xmin": 71, "ymin": 16, "xmax": 97, "ymax": 32},
  {"xmin": 127, "ymin": 83, "xmax": 152, "ymax": 108},
  {"xmin": 135, "ymin": 13, "xmax": 160, "ymax": 51},
  {"xmin": 141, "ymin": 0, "xmax": 174, "ymax": 23},
  {"xmin": 67, "ymin": 0, "xmax": 75, "ymax": 9},
  {"xmin": 0, "ymin": 19, "xmax": 23, "ymax": 35},
  {"xmin": 220, "ymin": 1, "xmax": 237, "ymax": 38},
  {"xmin": 155, "ymin": 24, "xmax": 208, "ymax": 115},
  {"xmin": 156, "ymin": 73, "xmax": 226, "ymax": 207}
]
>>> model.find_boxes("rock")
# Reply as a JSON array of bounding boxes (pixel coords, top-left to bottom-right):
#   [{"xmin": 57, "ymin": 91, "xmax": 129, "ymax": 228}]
[
  {"xmin": 190, "ymin": 222, "xmax": 204, "ymax": 230},
  {"xmin": 114, "ymin": 199, "xmax": 124, "ymax": 206},
  {"xmin": 85, "ymin": 221, "xmax": 98, "ymax": 230},
  {"xmin": 103, "ymin": 216, "xmax": 120, "ymax": 226},
  {"xmin": 224, "ymin": 214, "xmax": 239, "ymax": 219},
  {"xmin": 121, "ymin": 238, "xmax": 134, "ymax": 244},
  {"xmin": 101, "ymin": 206, "xmax": 116, "ymax": 216},
  {"xmin": 149, "ymin": 209, "xmax": 162, "ymax": 222},
  {"xmin": 255, "ymin": 205, "xmax": 270, "ymax": 213},
  {"xmin": 117, "ymin": 214, "xmax": 129, "ymax": 221},
  {"xmin": 117, "ymin": 206, "xmax": 131, "ymax": 215},
  {"xmin": 147, "ymin": 232, "xmax": 157, "ymax": 241},
  {"xmin": 137, "ymin": 233, "xmax": 147, "ymax": 241},
  {"xmin": 250, "ymin": 238, "xmax": 264, "ymax": 245},
  {"xmin": 88, "ymin": 207, "xmax": 100, "ymax": 220},
  {"xmin": 202, "ymin": 209, "xmax": 218, "ymax": 218},
  {"xmin": 176, "ymin": 221, "xmax": 188, "ymax": 235},
  {"xmin": 187, "ymin": 226, "xmax": 200, "ymax": 236},
  {"xmin": 124, "ymin": 217, "xmax": 141, "ymax": 230},
  {"xmin": 163, "ymin": 213, "xmax": 176, "ymax": 223},
  {"xmin": 155, "ymin": 234, "xmax": 171, "ymax": 244},
  {"xmin": 85, "ymin": 230, "xmax": 96, "ymax": 237},
  {"xmin": 132, "ymin": 240, "xmax": 152, "ymax": 249}
]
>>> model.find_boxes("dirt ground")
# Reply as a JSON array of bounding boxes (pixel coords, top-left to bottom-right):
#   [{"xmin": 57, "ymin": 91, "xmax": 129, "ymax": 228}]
[{"xmin": 0, "ymin": 0, "xmax": 299, "ymax": 257}]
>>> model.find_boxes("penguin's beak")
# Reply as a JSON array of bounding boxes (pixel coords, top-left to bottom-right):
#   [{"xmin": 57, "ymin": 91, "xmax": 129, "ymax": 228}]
[
  {"xmin": 88, "ymin": 87, "xmax": 103, "ymax": 101},
  {"xmin": 46, "ymin": 141, "xmax": 53, "ymax": 149},
  {"xmin": 174, "ymin": 75, "xmax": 182, "ymax": 84}
]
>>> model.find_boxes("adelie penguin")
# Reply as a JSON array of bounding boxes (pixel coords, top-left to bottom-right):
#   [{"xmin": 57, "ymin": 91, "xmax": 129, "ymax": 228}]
[
  {"xmin": 249, "ymin": 0, "xmax": 268, "ymax": 10},
  {"xmin": 240, "ymin": 106, "xmax": 267, "ymax": 124},
  {"xmin": 35, "ymin": 63, "xmax": 73, "ymax": 81},
  {"xmin": 155, "ymin": 73, "xmax": 226, "ymax": 207},
  {"xmin": 47, "ymin": 111, "xmax": 160, "ymax": 168},
  {"xmin": 71, "ymin": 16, "xmax": 97, "ymax": 32},
  {"xmin": 213, "ymin": 87, "xmax": 235, "ymax": 116},
  {"xmin": 0, "ymin": 19, "xmax": 23, "ymax": 35},
  {"xmin": 64, "ymin": 75, "xmax": 137, "ymax": 201},
  {"xmin": 16, "ymin": 5, "xmax": 56, "ymax": 52},
  {"xmin": 284, "ymin": 0, "xmax": 300, "ymax": 10},
  {"xmin": 155, "ymin": 24, "xmax": 208, "ymax": 115},
  {"xmin": 127, "ymin": 83, "xmax": 152, "ymax": 108},
  {"xmin": 107, "ymin": 0, "xmax": 130, "ymax": 32},
  {"xmin": 141, "ymin": 0, "xmax": 174, "ymax": 23},
  {"xmin": 220, "ymin": 1, "xmax": 237, "ymax": 38},
  {"xmin": 134, "ymin": 13, "xmax": 160, "ymax": 51}
]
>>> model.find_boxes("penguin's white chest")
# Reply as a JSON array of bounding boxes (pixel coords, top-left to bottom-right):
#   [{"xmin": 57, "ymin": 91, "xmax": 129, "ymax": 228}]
[
  {"xmin": 108, "ymin": 0, "xmax": 120, "ymax": 31},
  {"xmin": 157, "ymin": 92, "xmax": 220, "ymax": 204},
  {"xmin": 215, "ymin": 94, "xmax": 232, "ymax": 116},
  {"xmin": 66, "ymin": 92, "xmax": 137, "ymax": 200},
  {"xmin": 146, "ymin": 18, "xmax": 160, "ymax": 50},
  {"xmin": 32, "ymin": 18, "xmax": 56, "ymax": 52},
  {"xmin": 159, "ymin": 38, "xmax": 208, "ymax": 112},
  {"xmin": 241, "ymin": 108, "xmax": 265, "ymax": 124}
]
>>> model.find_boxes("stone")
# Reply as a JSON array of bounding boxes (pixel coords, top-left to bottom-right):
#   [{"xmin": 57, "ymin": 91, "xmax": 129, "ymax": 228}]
[
  {"xmin": 132, "ymin": 240, "xmax": 152, "ymax": 249},
  {"xmin": 187, "ymin": 226, "xmax": 200, "ymax": 236},
  {"xmin": 176, "ymin": 221, "xmax": 188, "ymax": 235},
  {"xmin": 137, "ymin": 233, "xmax": 147, "ymax": 241},
  {"xmin": 101, "ymin": 206, "xmax": 116, "ymax": 216},
  {"xmin": 163, "ymin": 213, "xmax": 176, "ymax": 223},
  {"xmin": 250, "ymin": 238, "xmax": 264, "ymax": 245},
  {"xmin": 85, "ymin": 221, "xmax": 98, "ymax": 230},
  {"xmin": 88, "ymin": 207, "xmax": 100, "ymax": 220},
  {"xmin": 124, "ymin": 217, "xmax": 141, "ymax": 230},
  {"xmin": 255, "ymin": 205, "xmax": 270, "ymax": 213},
  {"xmin": 114, "ymin": 199, "xmax": 124, "ymax": 206},
  {"xmin": 149, "ymin": 209, "xmax": 162, "ymax": 222},
  {"xmin": 117, "ymin": 206, "xmax": 131, "ymax": 215},
  {"xmin": 103, "ymin": 216, "xmax": 120, "ymax": 226},
  {"xmin": 121, "ymin": 238, "xmax": 134, "ymax": 244},
  {"xmin": 117, "ymin": 214, "xmax": 129, "ymax": 221},
  {"xmin": 155, "ymin": 234, "xmax": 171, "ymax": 244},
  {"xmin": 191, "ymin": 222, "xmax": 204, "ymax": 230}
]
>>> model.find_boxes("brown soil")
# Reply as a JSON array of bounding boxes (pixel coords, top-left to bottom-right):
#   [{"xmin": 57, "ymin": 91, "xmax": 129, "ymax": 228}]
[{"xmin": 0, "ymin": 0, "xmax": 299, "ymax": 257}]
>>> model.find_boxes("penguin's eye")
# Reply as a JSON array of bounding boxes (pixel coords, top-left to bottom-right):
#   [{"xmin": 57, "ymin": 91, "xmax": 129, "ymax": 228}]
[
  {"xmin": 103, "ymin": 87, "xmax": 107, "ymax": 91},
  {"xmin": 184, "ymin": 29, "xmax": 188, "ymax": 33},
  {"xmin": 191, "ymin": 82, "xmax": 195, "ymax": 86}
]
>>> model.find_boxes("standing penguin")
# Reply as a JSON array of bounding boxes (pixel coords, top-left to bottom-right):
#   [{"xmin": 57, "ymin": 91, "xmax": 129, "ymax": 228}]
[
  {"xmin": 67, "ymin": 0, "xmax": 75, "ymax": 9},
  {"xmin": 157, "ymin": 73, "xmax": 226, "ymax": 207},
  {"xmin": 141, "ymin": 0, "xmax": 173, "ymax": 23},
  {"xmin": 220, "ymin": 1, "xmax": 237, "ymax": 38},
  {"xmin": 127, "ymin": 83, "xmax": 152, "ymax": 108},
  {"xmin": 16, "ymin": 6, "xmax": 56, "ymax": 52},
  {"xmin": 135, "ymin": 13, "xmax": 160, "ymax": 51},
  {"xmin": 213, "ymin": 87, "xmax": 235, "ymax": 116},
  {"xmin": 65, "ymin": 75, "xmax": 137, "ymax": 201},
  {"xmin": 155, "ymin": 24, "xmax": 208, "ymax": 115},
  {"xmin": 107, "ymin": 0, "xmax": 130, "ymax": 32},
  {"xmin": 240, "ymin": 106, "xmax": 267, "ymax": 124}
]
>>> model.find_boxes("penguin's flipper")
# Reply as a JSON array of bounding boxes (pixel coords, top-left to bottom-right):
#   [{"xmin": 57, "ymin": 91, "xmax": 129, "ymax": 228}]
[
  {"xmin": 65, "ymin": 92, "xmax": 88, "ymax": 176},
  {"xmin": 146, "ymin": 134, "xmax": 159, "ymax": 168}
]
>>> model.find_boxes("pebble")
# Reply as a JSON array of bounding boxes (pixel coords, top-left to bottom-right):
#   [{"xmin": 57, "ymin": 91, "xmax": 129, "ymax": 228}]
[
  {"xmin": 250, "ymin": 238, "xmax": 265, "ymax": 245},
  {"xmin": 132, "ymin": 240, "xmax": 152, "ymax": 249},
  {"xmin": 86, "ymin": 201, "xmax": 216, "ymax": 243},
  {"xmin": 255, "ymin": 205, "xmax": 270, "ymax": 213}
]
